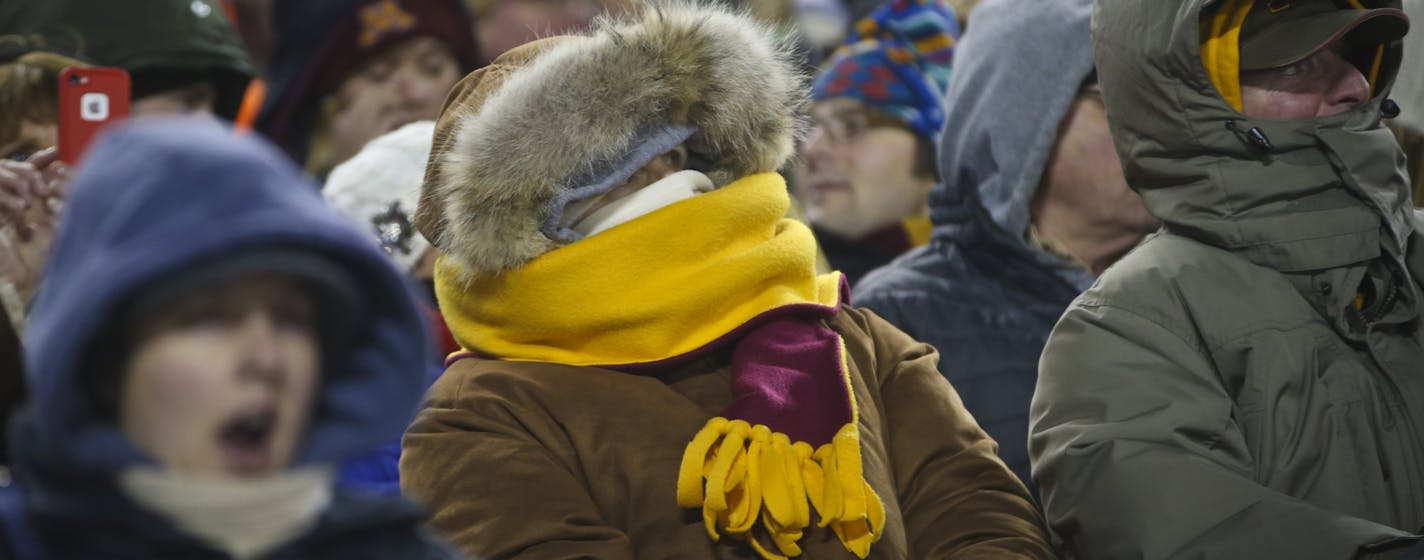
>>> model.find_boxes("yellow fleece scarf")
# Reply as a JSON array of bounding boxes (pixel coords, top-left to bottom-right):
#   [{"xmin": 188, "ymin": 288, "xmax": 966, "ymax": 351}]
[
  {"xmin": 436, "ymin": 173, "xmax": 840, "ymax": 365},
  {"xmin": 436, "ymin": 173, "xmax": 884, "ymax": 558}
]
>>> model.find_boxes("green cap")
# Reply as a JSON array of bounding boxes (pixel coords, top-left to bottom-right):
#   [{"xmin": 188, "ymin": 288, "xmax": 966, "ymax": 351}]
[
  {"xmin": 1239, "ymin": 1, "xmax": 1408, "ymax": 71},
  {"xmin": 0, "ymin": 0, "xmax": 255, "ymax": 118}
]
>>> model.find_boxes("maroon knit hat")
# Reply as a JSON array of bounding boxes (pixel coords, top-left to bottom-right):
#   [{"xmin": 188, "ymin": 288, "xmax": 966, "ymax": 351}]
[{"xmin": 257, "ymin": 0, "xmax": 481, "ymax": 162}]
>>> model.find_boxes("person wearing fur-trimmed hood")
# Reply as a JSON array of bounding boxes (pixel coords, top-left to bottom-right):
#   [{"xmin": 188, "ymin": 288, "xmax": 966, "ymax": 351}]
[{"xmin": 397, "ymin": 3, "xmax": 1052, "ymax": 559}]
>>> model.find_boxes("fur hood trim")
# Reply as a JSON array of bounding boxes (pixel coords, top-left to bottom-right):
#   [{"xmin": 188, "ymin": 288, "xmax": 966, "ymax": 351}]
[{"xmin": 423, "ymin": 1, "xmax": 806, "ymax": 276}]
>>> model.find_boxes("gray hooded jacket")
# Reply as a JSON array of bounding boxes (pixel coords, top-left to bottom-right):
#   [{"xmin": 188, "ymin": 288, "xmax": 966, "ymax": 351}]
[
  {"xmin": 855, "ymin": 0, "xmax": 1096, "ymax": 489},
  {"xmin": 1029, "ymin": 0, "xmax": 1424, "ymax": 558}
]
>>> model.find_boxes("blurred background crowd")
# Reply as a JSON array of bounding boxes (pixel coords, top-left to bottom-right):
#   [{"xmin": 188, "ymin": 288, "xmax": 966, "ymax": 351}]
[{"xmin": 1, "ymin": 0, "xmax": 1423, "ymax": 557}]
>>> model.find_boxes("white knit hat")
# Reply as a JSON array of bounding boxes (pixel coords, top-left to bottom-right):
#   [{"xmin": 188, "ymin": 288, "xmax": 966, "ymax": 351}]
[{"xmin": 324, "ymin": 120, "xmax": 435, "ymax": 274}]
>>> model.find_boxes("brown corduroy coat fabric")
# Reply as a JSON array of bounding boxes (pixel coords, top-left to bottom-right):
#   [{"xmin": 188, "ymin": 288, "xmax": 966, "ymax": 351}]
[{"xmin": 400, "ymin": 305, "xmax": 1054, "ymax": 559}]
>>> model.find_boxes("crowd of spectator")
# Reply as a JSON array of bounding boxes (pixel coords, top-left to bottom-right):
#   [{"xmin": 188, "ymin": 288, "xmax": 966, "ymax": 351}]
[{"xmin": 2, "ymin": 0, "xmax": 1424, "ymax": 558}]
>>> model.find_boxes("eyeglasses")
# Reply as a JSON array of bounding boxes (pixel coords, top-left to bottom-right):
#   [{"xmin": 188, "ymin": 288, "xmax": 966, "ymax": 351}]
[{"xmin": 806, "ymin": 107, "xmax": 905, "ymax": 147}]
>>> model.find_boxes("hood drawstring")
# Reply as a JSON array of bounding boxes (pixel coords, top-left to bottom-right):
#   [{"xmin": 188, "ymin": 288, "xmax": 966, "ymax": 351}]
[{"xmin": 1225, "ymin": 121, "xmax": 1275, "ymax": 153}]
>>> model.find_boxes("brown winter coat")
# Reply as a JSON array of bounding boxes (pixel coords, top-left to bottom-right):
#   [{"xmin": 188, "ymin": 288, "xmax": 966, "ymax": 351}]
[{"xmin": 401, "ymin": 305, "xmax": 1054, "ymax": 559}]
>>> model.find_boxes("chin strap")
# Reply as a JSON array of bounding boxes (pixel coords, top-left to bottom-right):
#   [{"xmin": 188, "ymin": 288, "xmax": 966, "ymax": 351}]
[{"xmin": 1340, "ymin": 0, "xmax": 1388, "ymax": 96}]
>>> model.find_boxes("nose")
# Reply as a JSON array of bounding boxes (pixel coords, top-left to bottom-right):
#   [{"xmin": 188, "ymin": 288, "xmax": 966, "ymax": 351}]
[
  {"xmin": 393, "ymin": 67, "xmax": 442, "ymax": 113},
  {"xmin": 238, "ymin": 312, "xmax": 285, "ymax": 387},
  {"xmin": 1319, "ymin": 53, "xmax": 1371, "ymax": 117},
  {"xmin": 801, "ymin": 127, "xmax": 833, "ymax": 167}
]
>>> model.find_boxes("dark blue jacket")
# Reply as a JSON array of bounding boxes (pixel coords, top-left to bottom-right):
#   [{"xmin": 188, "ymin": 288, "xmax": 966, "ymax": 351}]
[
  {"xmin": 337, "ymin": 363, "xmax": 445, "ymax": 496},
  {"xmin": 0, "ymin": 119, "xmax": 457, "ymax": 558},
  {"xmin": 856, "ymin": 189, "xmax": 1090, "ymax": 490},
  {"xmin": 854, "ymin": 0, "xmax": 1098, "ymax": 491}
]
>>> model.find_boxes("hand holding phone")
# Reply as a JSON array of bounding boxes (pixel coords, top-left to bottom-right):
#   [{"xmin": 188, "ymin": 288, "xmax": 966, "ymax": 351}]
[
  {"xmin": 0, "ymin": 148, "xmax": 68, "ymax": 307},
  {"xmin": 57, "ymin": 67, "xmax": 131, "ymax": 165}
]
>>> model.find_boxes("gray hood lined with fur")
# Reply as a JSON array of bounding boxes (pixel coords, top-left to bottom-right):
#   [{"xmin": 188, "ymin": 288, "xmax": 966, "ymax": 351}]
[{"xmin": 415, "ymin": 2, "xmax": 807, "ymax": 276}]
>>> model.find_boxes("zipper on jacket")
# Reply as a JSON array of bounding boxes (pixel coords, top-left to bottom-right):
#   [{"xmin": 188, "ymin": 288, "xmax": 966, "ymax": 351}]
[
  {"xmin": 1351, "ymin": 273, "xmax": 1403, "ymax": 433},
  {"xmin": 1352, "ymin": 260, "xmax": 1404, "ymax": 328},
  {"xmin": 1357, "ymin": 282, "xmax": 1400, "ymax": 326}
]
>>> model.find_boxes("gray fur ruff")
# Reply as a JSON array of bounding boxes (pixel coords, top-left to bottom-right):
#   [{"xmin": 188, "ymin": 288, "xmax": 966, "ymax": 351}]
[{"xmin": 436, "ymin": 1, "xmax": 807, "ymax": 275}]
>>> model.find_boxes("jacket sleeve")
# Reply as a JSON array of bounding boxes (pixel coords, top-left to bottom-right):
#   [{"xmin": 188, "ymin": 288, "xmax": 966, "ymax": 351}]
[
  {"xmin": 1030, "ymin": 302, "xmax": 1420, "ymax": 559},
  {"xmin": 858, "ymin": 309, "xmax": 1056, "ymax": 559},
  {"xmin": 400, "ymin": 371, "xmax": 636, "ymax": 560}
]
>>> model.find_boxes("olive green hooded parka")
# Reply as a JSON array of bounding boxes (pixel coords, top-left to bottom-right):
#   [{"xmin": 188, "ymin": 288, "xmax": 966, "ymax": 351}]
[{"xmin": 1029, "ymin": 0, "xmax": 1424, "ymax": 558}]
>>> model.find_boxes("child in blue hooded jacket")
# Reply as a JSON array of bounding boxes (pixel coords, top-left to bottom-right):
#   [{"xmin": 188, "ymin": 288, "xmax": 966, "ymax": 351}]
[{"xmin": 0, "ymin": 118, "xmax": 461, "ymax": 559}]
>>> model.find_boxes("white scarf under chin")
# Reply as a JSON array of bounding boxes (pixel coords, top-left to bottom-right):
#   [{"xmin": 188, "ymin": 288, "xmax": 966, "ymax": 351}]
[
  {"xmin": 119, "ymin": 466, "xmax": 333, "ymax": 559},
  {"xmin": 562, "ymin": 170, "xmax": 716, "ymax": 237}
]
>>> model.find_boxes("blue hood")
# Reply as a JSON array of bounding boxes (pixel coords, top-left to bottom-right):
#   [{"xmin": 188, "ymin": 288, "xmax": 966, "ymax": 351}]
[{"xmin": 23, "ymin": 118, "xmax": 432, "ymax": 472}]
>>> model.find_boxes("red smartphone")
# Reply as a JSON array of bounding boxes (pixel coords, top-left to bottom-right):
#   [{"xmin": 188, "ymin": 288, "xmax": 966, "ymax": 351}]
[{"xmin": 57, "ymin": 66, "xmax": 131, "ymax": 164}]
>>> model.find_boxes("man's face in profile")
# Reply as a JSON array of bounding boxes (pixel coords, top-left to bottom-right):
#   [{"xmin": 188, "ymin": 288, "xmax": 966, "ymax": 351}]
[{"xmin": 1240, "ymin": 40, "xmax": 1372, "ymax": 120}]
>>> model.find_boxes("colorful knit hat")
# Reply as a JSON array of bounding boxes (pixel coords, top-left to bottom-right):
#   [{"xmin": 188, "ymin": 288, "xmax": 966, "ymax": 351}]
[{"xmin": 810, "ymin": 0, "xmax": 960, "ymax": 141}]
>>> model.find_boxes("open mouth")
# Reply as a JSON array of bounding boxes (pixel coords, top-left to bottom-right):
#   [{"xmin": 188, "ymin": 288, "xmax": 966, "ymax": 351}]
[
  {"xmin": 217, "ymin": 407, "xmax": 277, "ymax": 475},
  {"xmin": 806, "ymin": 180, "xmax": 849, "ymax": 203}
]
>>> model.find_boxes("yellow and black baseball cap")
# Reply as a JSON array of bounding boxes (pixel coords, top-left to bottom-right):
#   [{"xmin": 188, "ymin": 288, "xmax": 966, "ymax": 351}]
[{"xmin": 1238, "ymin": 1, "xmax": 1408, "ymax": 71}]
